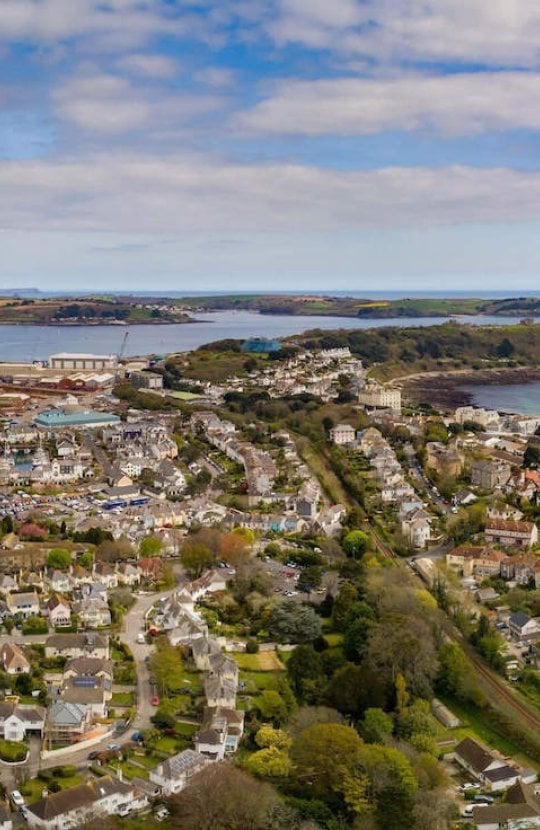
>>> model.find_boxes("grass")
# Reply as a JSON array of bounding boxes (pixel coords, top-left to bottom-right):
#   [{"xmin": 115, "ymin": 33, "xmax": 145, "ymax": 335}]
[
  {"xmin": 440, "ymin": 696, "xmax": 539, "ymax": 770},
  {"xmin": 323, "ymin": 632, "xmax": 344, "ymax": 647},
  {"xmin": 111, "ymin": 692, "xmax": 135, "ymax": 706},
  {"xmin": 0, "ymin": 738, "xmax": 28, "ymax": 762},
  {"xmin": 233, "ymin": 652, "xmax": 285, "ymax": 671},
  {"xmin": 153, "ymin": 736, "xmax": 179, "ymax": 754},
  {"xmin": 239, "ymin": 670, "xmax": 284, "ymax": 692},
  {"xmin": 21, "ymin": 773, "xmax": 84, "ymax": 805}
]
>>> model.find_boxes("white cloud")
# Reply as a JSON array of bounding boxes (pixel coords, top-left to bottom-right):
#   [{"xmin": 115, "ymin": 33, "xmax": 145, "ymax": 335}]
[
  {"xmin": 116, "ymin": 54, "xmax": 179, "ymax": 79},
  {"xmin": 267, "ymin": 0, "xmax": 540, "ymax": 68},
  {"xmin": 194, "ymin": 67, "xmax": 236, "ymax": 88},
  {"xmin": 3, "ymin": 153, "xmax": 540, "ymax": 234},
  {"xmin": 236, "ymin": 72, "xmax": 540, "ymax": 137}
]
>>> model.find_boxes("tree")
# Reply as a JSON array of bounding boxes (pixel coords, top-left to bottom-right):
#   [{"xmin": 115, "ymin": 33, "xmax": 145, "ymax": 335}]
[
  {"xmin": 268, "ymin": 601, "xmax": 322, "ymax": 644},
  {"xmin": 219, "ymin": 532, "xmax": 250, "ymax": 567},
  {"xmin": 46, "ymin": 548, "xmax": 72, "ymax": 570},
  {"xmin": 22, "ymin": 616, "xmax": 48, "ymax": 635},
  {"xmin": 356, "ymin": 744, "xmax": 418, "ymax": 830},
  {"xmin": 78, "ymin": 551, "xmax": 94, "ymax": 570},
  {"xmin": 326, "ymin": 663, "xmax": 365, "ymax": 716},
  {"xmin": 297, "ymin": 566, "xmax": 322, "ymax": 595},
  {"xmin": 331, "ymin": 582, "xmax": 358, "ymax": 631},
  {"xmin": 287, "ymin": 706, "xmax": 344, "ymax": 739},
  {"xmin": 343, "ymin": 614, "xmax": 374, "ymax": 663},
  {"xmin": 342, "ymin": 530, "xmax": 369, "ymax": 559},
  {"xmin": 496, "ymin": 337, "xmax": 515, "ymax": 358},
  {"xmin": 171, "ymin": 762, "xmax": 279, "ymax": 830},
  {"xmin": 139, "ymin": 536, "xmax": 163, "ymax": 557},
  {"xmin": 287, "ymin": 645, "xmax": 325, "ymax": 702},
  {"xmin": 96, "ymin": 537, "xmax": 134, "ymax": 562},
  {"xmin": 180, "ymin": 541, "xmax": 214, "ymax": 577},
  {"xmin": 360, "ymin": 708, "xmax": 393, "ymax": 744},
  {"xmin": 150, "ymin": 639, "xmax": 184, "ymax": 695},
  {"xmin": 255, "ymin": 691, "xmax": 290, "ymax": 724},
  {"xmin": 290, "ymin": 723, "xmax": 364, "ymax": 800},
  {"xmin": 255, "ymin": 726, "xmax": 291, "ymax": 750},
  {"xmin": 365, "ymin": 616, "xmax": 439, "ymax": 699},
  {"xmin": 524, "ymin": 443, "xmax": 540, "ymax": 469},
  {"xmin": 246, "ymin": 747, "xmax": 292, "ymax": 779}
]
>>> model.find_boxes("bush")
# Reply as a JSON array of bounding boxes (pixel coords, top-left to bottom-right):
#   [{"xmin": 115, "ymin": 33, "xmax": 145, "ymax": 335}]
[
  {"xmin": 246, "ymin": 639, "xmax": 259, "ymax": 654},
  {"xmin": 0, "ymin": 739, "xmax": 28, "ymax": 762}
]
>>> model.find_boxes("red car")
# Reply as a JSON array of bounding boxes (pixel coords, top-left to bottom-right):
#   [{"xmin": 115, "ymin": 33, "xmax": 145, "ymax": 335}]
[{"xmin": 151, "ymin": 695, "xmax": 159, "ymax": 706}]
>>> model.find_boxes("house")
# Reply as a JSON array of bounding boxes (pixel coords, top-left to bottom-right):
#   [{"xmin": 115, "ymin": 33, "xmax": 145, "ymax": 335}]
[
  {"xmin": 0, "ymin": 642, "xmax": 30, "ymax": 674},
  {"xmin": 471, "ymin": 459, "xmax": 511, "ymax": 490},
  {"xmin": 425, "ymin": 441, "xmax": 462, "ymax": 476},
  {"xmin": 116, "ymin": 562, "xmax": 140, "ymax": 586},
  {"xmin": 0, "ymin": 804, "xmax": 12, "ymax": 830},
  {"xmin": 400, "ymin": 508, "xmax": 432, "ymax": 549},
  {"xmin": 500, "ymin": 554, "xmax": 540, "ymax": 586},
  {"xmin": 191, "ymin": 636, "xmax": 222, "ymax": 671},
  {"xmin": 485, "ymin": 518, "xmax": 538, "ymax": 549},
  {"xmin": 194, "ymin": 706, "xmax": 245, "ymax": 760},
  {"xmin": 208, "ymin": 653, "xmax": 239, "ymax": 683},
  {"xmin": 46, "ymin": 701, "xmax": 92, "ymax": 744},
  {"xmin": 47, "ymin": 595, "xmax": 71, "ymax": 627},
  {"xmin": 0, "ymin": 574, "xmax": 17, "ymax": 593},
  {"xmin": 473, "ymin": 779, "xmax": 540, "ymax": 829},
  {"xmin": 62, "ymin": 657, "xmax": 114, "ymax": 683},
  {"xmin": 60, "ymin": 678, "xmax": 109, "ymax": 716},
  {"xmin": 329, "ymin": 424, "xmax": 356, "ymax": 445},
  {"xmin": 204, "ymin": 676, "xmax": 237, "ymax": 709},
  {"xmin": 0, "ymin": 703, "xmax": 46, "ymax": 742},
  {"xmin": 7, "ymin": 591, "xmax": 40, "ymax": 619},
  {"xmin": 149, "ymin": 749, "xmax": 208, "ymax": 795},
  {"xmin": 454, "ymin": 737, "xmax": 503, "ymax": 779},
  {"xmin": 454, "ymin": 738, "xmax": 515, "ymax": 790},
  {"xmin": 47, "ymin": 570, "xmax": 72, "ymax": 594},
  {"xmin": 45, "ymin": 633, "xmax": 109, "ymax": 660},
  {"xmin": 92, "ymin": 563, "xmax": 118, "ymax": 589},
  {"xmin": 26, "ymin": 777, "xmax": 148, "ymax": 830},
  {"xmin": 508, "ymin": 611, "xmax": 540, "ymax": 642},
  {"xmin": 75, "ymin": 596, "xmax": 111, "ymax": 628}
]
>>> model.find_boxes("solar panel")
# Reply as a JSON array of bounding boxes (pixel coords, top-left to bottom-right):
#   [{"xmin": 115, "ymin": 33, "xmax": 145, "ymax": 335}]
[{"xmin": 73, "ymin": 676, "xmax": 96, "ymax": 688}]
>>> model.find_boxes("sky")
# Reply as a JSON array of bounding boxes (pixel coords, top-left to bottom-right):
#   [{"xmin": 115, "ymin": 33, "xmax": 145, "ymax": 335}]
[{"xmin": 1, "ymin": 0, "xmax": 540, "ymax": 293}]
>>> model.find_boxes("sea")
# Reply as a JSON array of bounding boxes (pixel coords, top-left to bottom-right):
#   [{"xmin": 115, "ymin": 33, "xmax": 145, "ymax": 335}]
[{"xmin": 0, "ymin": 308, "xmax": 539, "ymax": 415}]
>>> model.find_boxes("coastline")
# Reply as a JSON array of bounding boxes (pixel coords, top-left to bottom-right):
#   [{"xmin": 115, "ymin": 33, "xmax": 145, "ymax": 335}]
[{"xmin": 394, "ymin": 366, "xmax": 540, "ymax": 411}]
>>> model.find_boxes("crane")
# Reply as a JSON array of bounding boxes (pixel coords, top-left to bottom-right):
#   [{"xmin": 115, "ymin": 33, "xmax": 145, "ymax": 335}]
[{"xmin": 118, "ymin": 330, "xmax": 129, "ymax": 362}]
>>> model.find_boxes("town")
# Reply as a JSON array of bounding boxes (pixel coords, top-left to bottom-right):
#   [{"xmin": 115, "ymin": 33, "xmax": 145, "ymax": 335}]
[{"xmin": 0, "ymin": 341, "xmax": 538, "ymax": 830}]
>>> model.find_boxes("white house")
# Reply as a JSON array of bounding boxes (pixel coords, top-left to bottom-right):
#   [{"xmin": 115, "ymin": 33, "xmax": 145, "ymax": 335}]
[
  {"xmin": 329, "ymin": 424, "xmax": 356, "ymax": 445},
  {"xmin": 0, "ymin": 703, "xmax": 45, "ymax": 742},
  {"xmin": 149, "ymin": 750, "xmax": 208, "ymax": 796},
  {"xmin": 26, "ymin": 777, "xmax": 148, "ymax": 830}
]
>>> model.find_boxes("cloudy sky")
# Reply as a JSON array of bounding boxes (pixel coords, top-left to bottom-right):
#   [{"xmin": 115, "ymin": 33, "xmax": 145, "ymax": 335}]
[{"xmin": 2, "ymin": 0, "xmax": 540, "ymax": 293}]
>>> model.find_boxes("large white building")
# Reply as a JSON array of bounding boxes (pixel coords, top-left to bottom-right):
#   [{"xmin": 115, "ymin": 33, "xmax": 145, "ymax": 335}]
[
  {"xmin": 49, "ymin": 353, "xmax": 117, "ymax": 371},
  {"xmin": 358, "ymin": 382, "xmax": 401, "ymax": 411}
]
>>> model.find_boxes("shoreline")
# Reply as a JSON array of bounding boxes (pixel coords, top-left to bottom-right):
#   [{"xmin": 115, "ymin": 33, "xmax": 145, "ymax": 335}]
[{"xmin": 395, "ymin": 366, "xmax": 540, "ymax": 411}]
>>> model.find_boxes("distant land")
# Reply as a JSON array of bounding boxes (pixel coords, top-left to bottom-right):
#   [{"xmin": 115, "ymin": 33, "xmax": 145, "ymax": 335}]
[{"xmin": 0, "ymin": 292, "xmax": 540, "ymax": 325}]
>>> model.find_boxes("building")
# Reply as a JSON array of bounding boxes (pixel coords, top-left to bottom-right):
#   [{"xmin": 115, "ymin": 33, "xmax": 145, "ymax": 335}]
[
  {"xmin": 0, "ymin": 642, "xmax": 30, "ymax": 674},
  {"xmin": 7, "ymin": 591, "xmax": 40, "ymax": 619},
  {"xmin": 49, "ymin": 353, "xmax": 117, "ymax": 371},
  {"xmin": 471, "ymin": 459, "xmax": 511, "ymax": 490},
  {"xmin": 508, "ymin": 611, "xmax": 540, "ymax": 642},
  {"xmin": 454, "ymin": 737, "xmax": 514, "ymax": 789},
  {"xmin": 329, "ymin": 424, "xmax": 356, "ymax": 445},
  {"xmin": 194, "ymin": 706, "xmax": 245, "ymax": 760},
  {"xmin": 485, "ymin": 519, "xmax": 538, "ymax": 549},
  {"xmin": 46, "ymin": 701, "xmax": 91, "ymax": 744},
  {"xmin": 129, "ymin": 371, "xmax": 164, "ymax": 390},
  {"xmin": 35, "ymin": 410, "xmax": 121, "ymax": 429},
  {"xmin": 47, "ymin": 595, "xmax": 71, "ymax": 627},
  {"xmin": 358, "ymin": 382, "xmax": 401, "ymax": 411},
  {"xmin": 26, "ymin": 777, "xmax": 147, "ymax": 830},
  {"xmin": 45, "ymin": 633, "xmax": 109, "ymax": 660},
  {"xmin": 149, "ymin": 749, "xmax": 208, "ymax": 795},
  {"xmin": 0, "ymin": 703, "xmax": 45, "ymax": 742}
]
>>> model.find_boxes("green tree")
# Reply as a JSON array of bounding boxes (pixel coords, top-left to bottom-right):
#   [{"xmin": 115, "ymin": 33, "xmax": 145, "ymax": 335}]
[
  {"xmin": 246, "ymin": 747, "xmax": 292, "ymax": 779},
  {"xmin": 255, "ymin": 726, "xmax": 291, "ymax": 750},
  {"xmin": 287, "ymin": 645, "xmax": 325, "ymax": 702},
  {"xmin": 342, "ymin": 530, "xmax": 369, "ymax": 559},
  {"xmin": 360, "ymin": 708, "xmax": 394, "ymax": 744},
  {"xmin": 139, "ymin": 536, "xmax": 163, "ymax": 557},
  {"xmin": 326, "ymin": 663, "xmax": 364, "ymax": 716},
  {"xmin": 290, "ymin": 723, "xmax": 364, "ymax": 800},
  {"xmin": 268, "ymin": 601, "xmax": 322, "ymax": 644},
  {"xmin": 331, "ymin": 582, "xmax": 358, "ymax": 631},
  {"xmin": 180, "ymin": 541, "xmax": 214, "ymax": 577},
  {"xmin": 78, "ymin": 551, "xmax": 94, "ymax": 570},
  {"xmin": 46, "ymin": 547, "xmax": 72, "ymax": 569},
  {"xmin": 297, "ymin": 565, "xmax": 322, "ymax": 595},
  {"xmin": 150, "ymin": 639, "xmax": 184, "ymax": 695},
  {"xmin": 255, "ymin": 690, "xmax": 289, "ymax": 724}
]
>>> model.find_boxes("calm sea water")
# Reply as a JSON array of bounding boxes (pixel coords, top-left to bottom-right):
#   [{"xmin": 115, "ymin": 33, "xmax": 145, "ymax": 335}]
[
  {"xmin": 458, "ymin": 381, "xmax": 540, "ymax": 416},
  {"xmin": 0, "ymin": 310, "xmax": 435, "ymax": 362},
  {"xmin": 0, "ymin": 310, "xmax": 538, "ymax": 363}
]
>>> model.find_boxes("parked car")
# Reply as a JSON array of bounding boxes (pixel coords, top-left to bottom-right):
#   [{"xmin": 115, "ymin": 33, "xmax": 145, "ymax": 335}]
[
  {"xmin": 473, "ymin": 795, "xmax": 494, "ymax": 805},
  {"xmin": 88, "ymin": 750, "xmax": 100, "ymax": 761},
  {"xmin": 107, "ymin": 742, "xmax": 120, "ymax": 751},
  {"xmin": 10, "ymin": 791, "xmax": 25, "ymax": 809}
]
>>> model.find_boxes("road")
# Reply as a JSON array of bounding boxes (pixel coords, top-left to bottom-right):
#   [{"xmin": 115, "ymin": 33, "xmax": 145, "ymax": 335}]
[{"xmin": 1, "ymin": 587, "xmax": 176, "ymax": 792}]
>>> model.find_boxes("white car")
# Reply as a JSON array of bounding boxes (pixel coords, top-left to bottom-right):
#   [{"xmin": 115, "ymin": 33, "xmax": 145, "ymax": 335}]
[{"xmin": 10, "ymin": 791, "xmax": 25, "ymax": 808}]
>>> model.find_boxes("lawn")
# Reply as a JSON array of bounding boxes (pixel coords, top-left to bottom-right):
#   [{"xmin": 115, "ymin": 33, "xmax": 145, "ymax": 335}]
[
  {"xmin": 234, "ymin": 651, "xmax": 285, "ymax": 671},
  {"xmin": 21, "ymin": 773, "xmax": 84, "ymax": 805},
  {"xmin": 440, "ymin": 696, "xmax": 539, "ymax": 770},
  {"xmin": 239, "ymin": 670, "xmax": 283, "ymax": 692},
  {"xmin": 111, "ymin": 692, "xmax": 135, "ymax": 706},
  {"xmin": 323, "ymin": 632, "xmax": 344, "ymax": 648}
]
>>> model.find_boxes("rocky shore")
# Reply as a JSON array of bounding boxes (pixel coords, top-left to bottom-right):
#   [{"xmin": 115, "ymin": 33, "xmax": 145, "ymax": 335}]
[{"xmin": 396, "ymin": 366, "xmax": 540, "ymax": 411}]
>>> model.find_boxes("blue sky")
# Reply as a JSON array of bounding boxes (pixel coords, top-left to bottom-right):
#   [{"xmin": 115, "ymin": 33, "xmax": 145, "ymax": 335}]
[{"xmin": 2, "ymin": 0, "xmax": 540, "ymax": 293}]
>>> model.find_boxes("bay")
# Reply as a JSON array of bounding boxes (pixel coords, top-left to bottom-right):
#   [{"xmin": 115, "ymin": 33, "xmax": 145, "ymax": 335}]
[
  {"xmin": 0, "ymin": 310, "xmax": 538, "ymax": 363},
  {"xmin": 458, "ymin": 380, "xmax": 540, "ymax": 417}
]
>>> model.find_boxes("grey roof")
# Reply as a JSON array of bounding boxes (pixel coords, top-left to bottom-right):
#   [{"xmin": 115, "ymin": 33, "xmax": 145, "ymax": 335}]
[
  {"xmin": 510, "ymin": 610, "xmax": 532, "ymax": 628},
  {"xmin": 63, "ymin": 657, "xmax": 113, "ymax": 677},
  {"xmin": 156, "ymin": 750, "xmax": 206, "ymax": 780},
  {"xmin": 483, "ymin": 764, "xmax": 519, "ymax": 783},
  {"xmin": 28, "ymin": 777, "xmax": 132, "ymax": 821},
  {"xmin": 48, "ymin": 701, "xmax": 87, "ymax": 725},
  {"xmin": 46, "ymin": 632, "xmax": 108, "ymax": 650},
  {"xmin": 0, "ymin": 702, "xmax": 45, "ymax": 722}
]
